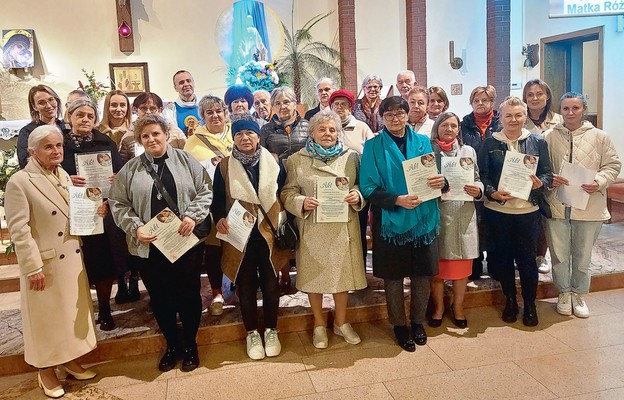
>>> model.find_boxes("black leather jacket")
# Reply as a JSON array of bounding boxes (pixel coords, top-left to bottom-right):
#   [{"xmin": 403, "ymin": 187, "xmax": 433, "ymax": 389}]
[{"xmin": 477, "ymin": 132, "xmax": 552, "ymax": 207}]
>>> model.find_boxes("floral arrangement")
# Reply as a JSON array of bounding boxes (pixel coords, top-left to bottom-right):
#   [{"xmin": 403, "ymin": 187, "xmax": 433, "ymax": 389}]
[
  {"xmin": 235, "ymin": 61, "xmax": 280, "ymax": 92},
  {"xmin": 78, "ymin": 69, "xmax": 109, "ymax": 103},
  {"xmin": 0, "ymin": 145, "xmax": 19, "ymax": 206}
]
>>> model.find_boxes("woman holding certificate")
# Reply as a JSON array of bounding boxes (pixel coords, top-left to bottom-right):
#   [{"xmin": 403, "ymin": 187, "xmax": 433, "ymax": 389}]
[
  {"xmin": 429, "ymin": 112, "xmax": 483, "ymax": 328},
  {"xmin": 6, "ymin": 125, "xmax": 98, "ymax": 398},
  {"xmin": 185, "ymin": 95, "xmax": 234, "ymax": 317},
  {"xmin": 62, "ymin": 99, "xmax": 124, "ymax": 332},
  {"xmin": 213, "ymin": 115, "xmax": 290, "ymax": 360},
  {"xmin": 281, "ymin": 110, "xmax": 367, "ymax": 350},
  {"xmin": 360, "ymin": 96, "xmax": 446, "ymax": 352},
  {"xmin": 109, "ymin": 114, "xmax": 212, "ymax": 372},
  {"xmin": 477, "ymin": 96, "xmax": 552, "ymax": 327},
  {"xmin": 544, "ymin": 92, "xmax": 621, "ymax": 318}
]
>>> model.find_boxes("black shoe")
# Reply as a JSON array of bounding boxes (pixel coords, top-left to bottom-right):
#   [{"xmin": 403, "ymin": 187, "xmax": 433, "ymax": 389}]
[
  {"xmin": 127, "ymin": 276, "xmax": 141, "ymax": 302},
  {"xmin": 523, "ymin": 303, "xmax": 539, "ymax": 327},
  {"xmin": 411, "ymin": 323, "xmax": 427, "ymax": 346},
  {"xmin": 181, "ymin": 347, "xmax": 199, "ymax": 372},
  {"xmin": 115, "ymin": 278, "xmax": 130, "ymax": 304},
  {"xmin": 393, "ymin": 325, "xmax": 416, "ymax": 352},
  {"xmin": 502, "ymin": 294, "xmax": 519, "ymax": 323},
  {"xmin": 98, "ymin": 310, "xmax": 116, "ymax": 331},
  {"xmin": 428, "ymin": 316, "xmax": 443, "ymax": 328},
  {"xmin": 158, "ymin": 347, "xmax": 179, "ymax": 372},
  {"xmin": 450, "ymin": 304, "xmax": 468, "ymax": 329}
]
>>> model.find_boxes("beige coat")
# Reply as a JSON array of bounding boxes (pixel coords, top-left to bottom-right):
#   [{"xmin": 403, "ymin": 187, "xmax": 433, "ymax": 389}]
[
  {"xmin": 5, "ymin": 161, "xmax": 96, "ymax": 368},
  {"xmin": 281, "ymin": 148, "xmax": 367, "ymax": 293}
]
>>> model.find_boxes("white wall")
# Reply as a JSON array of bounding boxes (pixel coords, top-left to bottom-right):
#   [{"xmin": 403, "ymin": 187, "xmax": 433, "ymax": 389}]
[
  {"xmin": 425, "ymin": 0, "xmax": 488, "ymax": 119},
  {"xmin": 0, "ymin": 0, "xmax": 339, "ymax": 119},
  {"xmin": 511, "ymin": 0, "xmax": 624, "ymax": 173}
]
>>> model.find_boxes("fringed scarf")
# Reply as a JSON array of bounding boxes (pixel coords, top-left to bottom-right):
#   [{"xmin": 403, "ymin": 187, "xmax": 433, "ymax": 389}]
[{"xmin": 305, "ymin": 136, "xmax": 344, "ymax": 163}]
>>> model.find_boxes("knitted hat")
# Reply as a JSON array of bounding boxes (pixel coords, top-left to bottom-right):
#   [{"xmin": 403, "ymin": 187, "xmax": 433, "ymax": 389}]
[
  {"xmin": 329, "ymin": 89, "xmax": 355, "ymax": 110},
  {"xmin": 232, "ymin": 119, "xmax": 261, "ymax": 138},
  {"xmin": 224, "ymin": 85, "xmax": 254, "ymax": 109}
]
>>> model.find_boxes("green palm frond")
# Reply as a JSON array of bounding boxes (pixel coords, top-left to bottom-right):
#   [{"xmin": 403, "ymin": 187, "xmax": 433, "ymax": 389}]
[{"xmin": 275, "ymin": 11, "xmax": 341, "ymax": 107}]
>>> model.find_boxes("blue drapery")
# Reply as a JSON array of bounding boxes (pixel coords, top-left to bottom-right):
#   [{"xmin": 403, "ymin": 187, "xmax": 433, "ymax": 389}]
[{"xmin": 231, "ymin": 0, "xmax": 272, "ymax": 68}]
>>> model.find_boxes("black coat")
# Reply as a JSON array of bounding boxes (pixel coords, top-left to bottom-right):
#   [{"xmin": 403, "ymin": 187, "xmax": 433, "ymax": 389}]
[
  {"xmin": 461, "ymin": 111, "xmax": 502, "ymax": 155},
  {"xmin": 61, "ymin": 129, "xmax": 123, "ymax": 175},
  {"xmin": 477, "ymin": 133, "xmax": 553, "ymax": 208},
  {"xmin": 259, "ymin": 115, "xmax": 309, "ymax": 164}
]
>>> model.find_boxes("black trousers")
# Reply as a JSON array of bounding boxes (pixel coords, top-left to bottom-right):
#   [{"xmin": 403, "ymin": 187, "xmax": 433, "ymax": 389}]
[
  {"xmin": 203, "ymin": 244, "xmax": 223, "ymax": 292},
  {"xmin": 235, "ymin": 239, "xmax": 279, "ymax": 332},
  {"xmin": 135, "ymin": 245, "xmax": 203, "ymax": 349},
  {"xmin": 485, "ymin": 208, "xmax": 539, "ymax": 303}
]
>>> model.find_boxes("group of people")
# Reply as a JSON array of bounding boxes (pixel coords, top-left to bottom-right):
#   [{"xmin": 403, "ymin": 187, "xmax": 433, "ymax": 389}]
[{"xmin": 5, "ymin": 68, "xmax": 620, "ymax": 398}]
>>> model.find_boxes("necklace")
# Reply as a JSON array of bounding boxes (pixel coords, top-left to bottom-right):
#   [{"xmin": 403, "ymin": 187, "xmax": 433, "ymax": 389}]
[{"xmin": 155, "ymin": 162, "xmax": 166, "ymax": 200}]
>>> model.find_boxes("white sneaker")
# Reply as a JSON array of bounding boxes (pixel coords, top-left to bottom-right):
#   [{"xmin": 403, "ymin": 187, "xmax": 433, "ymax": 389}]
[
  {"xmin": 264, "ymin": 328, "xmax": 281, "ymax": 357},
  {"xmin": 333, "ymin": 323, "xmax": 361, "ymax": 345},
  {"xmin": 556, "ymin": 292, "xmax": 572, "ymax": 316},
  {"xmin": 312, "ymin": 326, "xmax": 328, "ymax": 349},
  {"xmin": 571, "ymin": 293, "xmax": 590, "ymax": 318},
  {"xmin": 246, "ymin": 330, "xmax": 265, "ymax": 360},
  {"xmin": 537, "ymin": 256, "xmax": 551, "ymax": 274}
]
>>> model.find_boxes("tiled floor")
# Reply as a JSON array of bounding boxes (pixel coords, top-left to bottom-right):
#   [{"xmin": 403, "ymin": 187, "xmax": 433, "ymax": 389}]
[{"xmin": 3, "ymin": 288, "xmax": 624, "ymax": 399}]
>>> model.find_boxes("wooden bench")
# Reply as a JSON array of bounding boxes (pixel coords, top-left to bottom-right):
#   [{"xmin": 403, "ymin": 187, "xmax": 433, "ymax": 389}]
[{"xmin": 607, "ymin": 178, "xmax": 624, "ymax": 224}]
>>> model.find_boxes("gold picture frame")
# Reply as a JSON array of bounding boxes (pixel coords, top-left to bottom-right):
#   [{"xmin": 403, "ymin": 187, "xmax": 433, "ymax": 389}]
[{"xmin": 109, "ymin": 62, "xmax": 149, "ymax": 96}]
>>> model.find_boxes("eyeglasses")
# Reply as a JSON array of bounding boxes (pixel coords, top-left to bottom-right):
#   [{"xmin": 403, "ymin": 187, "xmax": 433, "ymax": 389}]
[
  {"xmin": 331, "ymin": 101, "xmax": 351, "ymax": 109},
  {"xmin": 383, "ymin": 111, "xmax": 407, "ymax": 121},
  {"xmin": 472, "ymin": 99, "xmax": 492, "ymax": 105},
  {"xmin": 365, "ymin": 85, "xmax": 381, "ymax": 91},
  {"xmin": 138, "ymin": 106, "xmax": 159, "ymax": 113},
  {"xmin": 36, "ymin": 98, "xmax": 57, "ymax": 107},
  {"xmin": 273, "ymin": 100, "xmax": 292, "ymax": 108},
  {"xmin": 205, "ymin": 109, "xmax": 224, "ymax": 116}
]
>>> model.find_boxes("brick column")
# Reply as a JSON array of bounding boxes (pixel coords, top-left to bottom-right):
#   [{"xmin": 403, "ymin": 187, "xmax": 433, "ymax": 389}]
[
  {"xmin": 406, "ymin": 0, "xmax": 427, "ymax": 87},
  {"xmin": 487, "ymin": 0, "xmax": 511, "ymax": 106},
  {"xmin": 338, "ymin": 0, "xmax": 358, "ymax": 93}
]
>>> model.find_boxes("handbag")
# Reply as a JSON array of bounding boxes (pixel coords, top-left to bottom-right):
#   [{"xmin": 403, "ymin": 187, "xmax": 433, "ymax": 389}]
[
  {"xmin": 257, "ymin": 205, "xmax": 299, "ymax": 250},
  {"xmin": 140, "ymin": 154, "xmax": 211, "ymax": 238}
]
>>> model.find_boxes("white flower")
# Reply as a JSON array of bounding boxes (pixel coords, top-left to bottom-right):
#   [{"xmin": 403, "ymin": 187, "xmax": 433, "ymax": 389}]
[{"xmin": 7, "ymin": 156, "xmax": 18, "ymax": 167}]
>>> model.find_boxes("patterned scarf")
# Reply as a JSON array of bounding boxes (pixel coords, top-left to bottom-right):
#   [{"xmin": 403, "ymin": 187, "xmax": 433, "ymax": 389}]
[
  {"xmin": 362, "ymin": 97, "xmax": 381, "ymax": 132},
  {"xmin": 305, "ymin": 136, "xmax": 344, "ymax": 163},
  {"xmin": 69, "ymin": 131, "xmax": 94, "ymax": 148},
  {"xmin": 232, "ymin": 145, "xmax": 261, "ymax": 166}
]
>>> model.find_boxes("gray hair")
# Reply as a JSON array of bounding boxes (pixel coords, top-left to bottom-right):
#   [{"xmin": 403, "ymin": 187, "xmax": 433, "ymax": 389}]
[
  {"xmin": 253, "ymin": 89, "xmax": 271, "ymax": 98},
  {"xmin": 67, "ymin": 99, "xmax": 99, "ymax": 123},
  {"xmin": 315, "ymin": 77, "xmax": 335, "ymax": 92},
  {"xmin": 198, "ymin": 95, "xmax": 230, "ymax": 124},
  {"xmin": 361, "ymin": 75, "xmax": 383, "ymax": 89},
  {"xmin": 560, "ymin": 92, "xmax": 588, "ymax": 109},
  {"xmin": 396, "ymin": 70, "xmax": 415, "ymax": 82},
  {"xmin": 308, "ymin": 109, "xmax": 343, "ymax": 136},
  {"xmin": 28, "ymin": 125, "xmax": 63, "ymax": 151},
  {"xmin": 270, "ymin": 86, "xmax": 297, "ymax": 105}
]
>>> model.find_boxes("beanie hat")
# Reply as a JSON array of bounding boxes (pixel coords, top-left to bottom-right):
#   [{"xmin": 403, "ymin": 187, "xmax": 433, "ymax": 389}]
[
  {"xmin": 231, "ymin": 119, "xmax": 261, "ymax": 138},
  {"xmin": 328, "ymin": 89, "xmax": 355, "ymax": 110},
  {"xmin": 224, "ymin": 85, "xmax": 254, "ymax": 109}
]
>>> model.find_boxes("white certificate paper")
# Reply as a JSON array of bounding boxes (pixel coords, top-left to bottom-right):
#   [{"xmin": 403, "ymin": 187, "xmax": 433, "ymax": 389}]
[
  {"xmin": 69, "ymin": 186, "xmax": 104, "ymax": 236},
  {"xmin": 556, "ymin": 161, "xmax": 598, "ymax": 210},
  {"xmin": 216, "ymin": 200, "xmax": 255, "ymax": 252},
  {"xmin": 402, "ymin": 152, "xmax": 441, "ymax": 202},
  {"xmin": 441, "ymin": 157, "xmax": 474, "ymax": 202},
  {"xmin": 140, "ymin": 208, "xmax": 200, "ymax": 263},
  {"xmin": 315, "ymin": 176, "xmax": 349, "ymax": 223},
  {"xmin": 75, "ymin": 151, "xmax": 114, "ymax": 198},
  {"xmin": 498, "ymin": 151, "xmax": 538, "ymax": 201}
]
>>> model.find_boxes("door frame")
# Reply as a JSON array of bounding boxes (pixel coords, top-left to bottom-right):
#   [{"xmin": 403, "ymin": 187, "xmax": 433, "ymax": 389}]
[{"xmin": 540, "ymin": 26, "xmax": 603, "ymax": 128}]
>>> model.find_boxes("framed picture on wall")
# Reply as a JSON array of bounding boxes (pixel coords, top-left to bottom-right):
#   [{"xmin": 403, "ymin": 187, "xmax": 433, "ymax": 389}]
[{"xmin": 109, "ymin": 62, "xmax": 149, "ymax": 96}]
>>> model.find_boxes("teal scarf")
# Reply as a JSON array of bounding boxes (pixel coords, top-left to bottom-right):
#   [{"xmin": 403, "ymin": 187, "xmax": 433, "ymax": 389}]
[
  {"xmin": 360, "ymin": 127, "xmax": 439, "ymax": 246},
  {"xmin": 305, "ymin": 136, "xmax": 344, "ymax": 162}
]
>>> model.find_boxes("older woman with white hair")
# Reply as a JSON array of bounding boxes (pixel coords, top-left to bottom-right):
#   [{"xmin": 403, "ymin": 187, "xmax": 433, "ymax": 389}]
[
  {"xmin": 6, "ymin": 125, "xmax": 98, "ymax": 398},
  {"xmin": 281, "ymin": 110, "xmax": 367, "ymax": 349},
  {"xmin": 353, "ymin": 74, "xmax": 385, "ymax": 133},
  {"xmin": 545, "ymin": 92, "xmax": 621, "ymax": 318}
]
